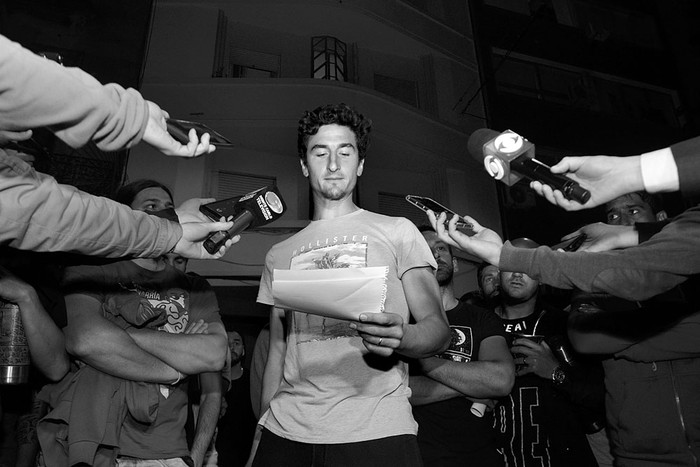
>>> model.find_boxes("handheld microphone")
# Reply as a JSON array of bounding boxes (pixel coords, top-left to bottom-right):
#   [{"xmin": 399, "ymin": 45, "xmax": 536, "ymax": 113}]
[
  {"xmin": 199, "ymin": 185, "xmax": 286, "ymax": 254},
  {"xmin": 467, "ymin": 129, "xmax": 591, "ymax": 204}
]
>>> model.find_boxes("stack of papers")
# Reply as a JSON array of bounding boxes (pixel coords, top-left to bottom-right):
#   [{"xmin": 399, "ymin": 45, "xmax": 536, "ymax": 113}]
[{"xmin": 272, "ymin": 266, "xmax": 388, "ymax": 320}]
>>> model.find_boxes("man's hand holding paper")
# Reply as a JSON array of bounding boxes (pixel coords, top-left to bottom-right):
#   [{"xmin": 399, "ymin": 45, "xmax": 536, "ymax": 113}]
[
  {"xmin": 272, "ymin": 266, "xmax": 403, "ymax": 356},
  {"xmin": 271, "ymin": 266, "xmax": 388, "ymax": 321}
]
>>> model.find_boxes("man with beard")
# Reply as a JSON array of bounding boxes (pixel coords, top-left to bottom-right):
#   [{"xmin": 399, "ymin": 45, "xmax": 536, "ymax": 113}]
[
  {"xmin": 568, "ymin": 192, "xmax": 700, "ymax": 466},
  {"xmin": 461, "ymin": 262, "xmax": 501, "ymax": 309},
  {"xmin": 216, "ymin": 331, "xmax": 257, "ymax": 466},
  {"xmin": 495, "ymin": 238, "xmax": 601, "ymax": 467},
  {"xmin": 39, "ymin": 180, "xmax": 228, "ymax": 467},
  {"xmin": 409, "ymin": 226, "xmax": 513, "ymax": 466},
  {"xmin": 253, "ymin": 103, "xmax": 450, "ymax": 466}
]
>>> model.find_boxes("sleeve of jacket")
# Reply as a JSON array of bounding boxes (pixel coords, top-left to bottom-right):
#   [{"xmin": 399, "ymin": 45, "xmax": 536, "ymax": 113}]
[
  {"xmin": 0, "ymin": 153, "xmax": 181, "ymax": 257},
  {"xmin": 671, "ymin": 136, "xmax": 700, "ymax": 198},
  {"xmin": 499, "ymin": 205, "xmax": 700, "ymax": 301},
  {"xmin": 616, "ymin": 311, "xmax": 700, "ymax": 362},
  {"xmin": 0, "ymin": 34, "xmax": 148, "ymax": 151}
]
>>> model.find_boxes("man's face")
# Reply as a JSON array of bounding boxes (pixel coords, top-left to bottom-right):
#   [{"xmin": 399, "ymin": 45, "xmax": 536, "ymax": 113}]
[
  {"xmin": 131, "ymin": 187, "xmax": 174, "ymax": 213},
  {"xmin": 500, "ymin": 270, "xmax": 538, "ymax": 303},
  {"xmin": 480, "ymin": 265, "xmax": 500, "ymax": 298},
  {"xmin": 228, "ymin": 331, "xmax": 245, "ymax": 364},
  {"xmin": 422, "ymin": 231, "xmax": 455, "ymax": 286},
  {"xmin": 300, "ymin": 124, "xmax": 364, "ymax": 202},
  {"xmin": 605, "ymin": 193, "xmax": 656, "ymax": 226},
  {"xmin": 164, "ymin": 253, "xmax": 188, "ymax": 272}
]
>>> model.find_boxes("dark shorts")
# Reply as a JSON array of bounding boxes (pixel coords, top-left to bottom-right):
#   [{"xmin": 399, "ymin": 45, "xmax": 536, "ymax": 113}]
[{"xmin": 252, "ymin": 428, "xmax": 423, "ymax": 467}]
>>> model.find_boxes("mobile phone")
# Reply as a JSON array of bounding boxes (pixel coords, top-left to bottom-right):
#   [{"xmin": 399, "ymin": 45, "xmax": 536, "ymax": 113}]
[
  {"xmin": 551, "ymin": 233, "xmax": 587, "ymax": 252},
  {"xmin": 165, "ymin": 118, "xmax": 234, "ymax": 147},
  {"xmin": 405, "ymin": 195, "xmax": 475, "ymax": 235}
]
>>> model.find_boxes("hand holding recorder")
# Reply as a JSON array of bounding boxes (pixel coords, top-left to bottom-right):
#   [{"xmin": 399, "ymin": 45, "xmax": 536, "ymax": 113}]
[{"xmin": 199, "ymin": 186, "xmax": 287, "ymax": 254}]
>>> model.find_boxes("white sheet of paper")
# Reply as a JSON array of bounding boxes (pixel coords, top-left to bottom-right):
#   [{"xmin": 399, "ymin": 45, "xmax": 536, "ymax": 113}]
[{"xmin": 272, "ymin": 266, "xmax": 388, "ymax": 321}]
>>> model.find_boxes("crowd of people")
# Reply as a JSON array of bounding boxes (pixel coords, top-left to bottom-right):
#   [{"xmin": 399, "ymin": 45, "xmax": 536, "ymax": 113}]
[{"xmin": 2, "ymin": 32, "xmax": 700, "ymax": 467}]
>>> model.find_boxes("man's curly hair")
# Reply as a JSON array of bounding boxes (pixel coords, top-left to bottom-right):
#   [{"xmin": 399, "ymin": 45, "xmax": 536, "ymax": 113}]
[{"xmin": 297, "ymin": 103, "xmax": 372, "ymax": 162}]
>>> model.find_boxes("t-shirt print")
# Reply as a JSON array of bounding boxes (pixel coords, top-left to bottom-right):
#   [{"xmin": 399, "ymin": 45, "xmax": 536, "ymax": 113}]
[
  {"xmin": 442, "ymin": 325, "xmax": 474, "ymax": 363},
  {"xmin": 290, "ymin": 242, "xmax": 367, "ymax": 344}
]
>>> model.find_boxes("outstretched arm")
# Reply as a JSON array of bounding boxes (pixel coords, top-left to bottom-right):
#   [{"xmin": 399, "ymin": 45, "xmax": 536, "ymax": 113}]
[
  {"xmin": 0, "ymin": 34, "xmax": 215, "ymax": 157},
  {"xmin": 427, "ymin": 211, "xmax": 504, "ymax": 267},
  {"xmin": 529, "ymin": 136, "xmax": 700, "ymax": 210},
  {"xmin": 529, "ymin": 155, "xmax": 644, "ymax": 211},
  {"xmin": 0, "ymin": 155, "xmax": 235, "ymax": 259}
]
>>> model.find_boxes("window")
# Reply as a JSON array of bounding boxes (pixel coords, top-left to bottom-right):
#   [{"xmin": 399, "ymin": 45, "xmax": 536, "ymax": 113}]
[
  {"xmin": 228, "ymin": 47, "xmax": 280, "ymax": 78},
  {"xmin": 311, "ymin": 36, "xmax": 347, "ymax": 81},
  {"xmin": 210, "ymin": 171, "xmax": 277, "ymax": 200},
  {"xmin": 493, "ymin": 50, "xmax": 679, "ymax": 127}
]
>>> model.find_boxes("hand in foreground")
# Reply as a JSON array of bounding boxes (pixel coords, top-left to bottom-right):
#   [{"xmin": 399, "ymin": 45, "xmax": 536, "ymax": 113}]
[
  {"xmin": 0, "ymin": 265, "xmax": 35, "ymax": 306},
  {"xmin": 511, "ymin": 338, "xmax": 559, "ymax": 378},
  {"xmin": 560, "ymin": 223, "xmax": 639, "ymax": 252},
  {"xmin": 530, "ymin": 155, "xmax": 643, "ymax": 211},
  {"xmin": 0, "ymin": 129, "xmax": 32, "ymax": 146},
  {"xmin": 142, "ymin": 101, "xmax": 216, "ymax": 157},
  {"xmin": 176, "ymin": 198, "xmax": 217, "ymax": 223},
  {"xmin": 174, "ymin": 219, "xmax": 239, "ymax": 259},
  {"xmin": 349, "ymin": 312, "xmax": 406, "ymax": 357},
  {"xmin": 428, "ymin": 211, "xmax": 503, "ymax": 266}
]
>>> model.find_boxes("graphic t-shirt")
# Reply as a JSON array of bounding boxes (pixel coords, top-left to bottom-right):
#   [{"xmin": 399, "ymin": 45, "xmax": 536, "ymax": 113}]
[
  {"xmin": 498, "ymin": 308, "xmax": 596, "ymax": 467},
  {"xmin": 412, "ymin": 301, "xmax": 506, "ymax": 466},
  {"xmin": 63, "ymin": 261, "xmax": 221, "ymax": 459},
  {"xmin": 257, "ymin": 209, "xmax": 436, "ymax": 444}
]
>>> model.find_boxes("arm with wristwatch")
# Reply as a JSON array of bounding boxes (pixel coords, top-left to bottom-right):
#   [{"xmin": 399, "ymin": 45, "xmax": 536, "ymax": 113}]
[{"xmin": 513, "ymin": 330, "xmax": 605, "ymax": 415}]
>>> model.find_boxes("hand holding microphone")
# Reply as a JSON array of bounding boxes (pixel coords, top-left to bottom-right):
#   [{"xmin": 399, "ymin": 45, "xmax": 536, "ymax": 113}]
[
  {"xmin": 467, "ymin": 129, "xmax": 591, "ymax": 204},
  {"xmin": 199, "ymin": 185, "xmax": 286, "ymax": 254}
]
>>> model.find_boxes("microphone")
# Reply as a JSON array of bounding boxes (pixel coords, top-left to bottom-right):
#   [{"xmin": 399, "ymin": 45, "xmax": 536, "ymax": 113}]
[
  {"xmin": 200, "ymin": 185, "xmax": 287, "ymax": 254},
  {"xmin": 467, "ymin": 129, "xmax": 590, "ymax": 204}
]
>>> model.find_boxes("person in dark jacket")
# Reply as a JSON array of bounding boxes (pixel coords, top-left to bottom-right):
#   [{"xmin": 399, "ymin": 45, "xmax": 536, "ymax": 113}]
[{"xmin": 569, "ymin": 192, "xmax": 700, "ymax": 466}]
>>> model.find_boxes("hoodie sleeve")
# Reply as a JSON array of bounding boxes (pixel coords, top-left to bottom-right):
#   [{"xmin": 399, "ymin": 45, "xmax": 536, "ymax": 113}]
[{"xmin": 0, "ymin": 34, "xmax": 148, "ymax": 151}]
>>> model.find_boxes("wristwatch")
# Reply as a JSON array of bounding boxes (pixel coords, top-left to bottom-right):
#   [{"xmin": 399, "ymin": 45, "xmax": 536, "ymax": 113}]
[{"xmin": 551, "ymin": 366, "xmax": 567, "ymax": 385}]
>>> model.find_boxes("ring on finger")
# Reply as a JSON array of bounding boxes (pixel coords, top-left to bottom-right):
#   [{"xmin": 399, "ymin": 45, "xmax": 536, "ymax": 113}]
[{"xmin": 378, "ymin": 338, "xmax": 383, "ymax": 346}]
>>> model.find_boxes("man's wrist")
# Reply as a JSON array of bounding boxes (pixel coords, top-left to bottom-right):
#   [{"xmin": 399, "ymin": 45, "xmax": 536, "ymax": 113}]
[
  {"xmin": 617, "ymin": 225, "xmax": 640, "ymax": 249},
  {"xmin": 640, "ymin": 148, "xmax": 679, "ymax": 193}
]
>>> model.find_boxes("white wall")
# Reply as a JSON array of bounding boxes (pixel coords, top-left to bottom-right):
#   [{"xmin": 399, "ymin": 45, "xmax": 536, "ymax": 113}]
[{"xmin": 128, "ymin": 0, "xmax": 498, "ymax": 291}]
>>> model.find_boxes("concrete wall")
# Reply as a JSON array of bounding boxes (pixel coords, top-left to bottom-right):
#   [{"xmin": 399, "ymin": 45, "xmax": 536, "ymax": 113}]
[{"xmin": 129, "ymin": 0, "xmax": 499, "ymax": 299}]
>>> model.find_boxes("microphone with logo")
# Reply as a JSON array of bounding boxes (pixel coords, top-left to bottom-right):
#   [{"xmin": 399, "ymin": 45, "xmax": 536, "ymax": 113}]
[
  {"xmin": 199, "ymin": 185, "xmax": 286, "ymax": 254},
  {"xmin": 467, "ymin": 128, "xmax": 591, "ymax": 204}
]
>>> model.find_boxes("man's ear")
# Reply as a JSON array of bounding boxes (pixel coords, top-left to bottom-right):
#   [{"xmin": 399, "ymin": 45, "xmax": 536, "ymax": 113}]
[
  {"xmin": 656, "ymin": 210, "xmax": 668, "ymax": 222},
  {"xmin": 300, "ymin": 159, "xmax": 309, "ymax": 178},
  {"xmin": 357, "ymin": 158, "xmax": 365, "ymax": 177},
  {"xmin": 452, "ymin": 257, "xmax": 458, "ymax": 273}
]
